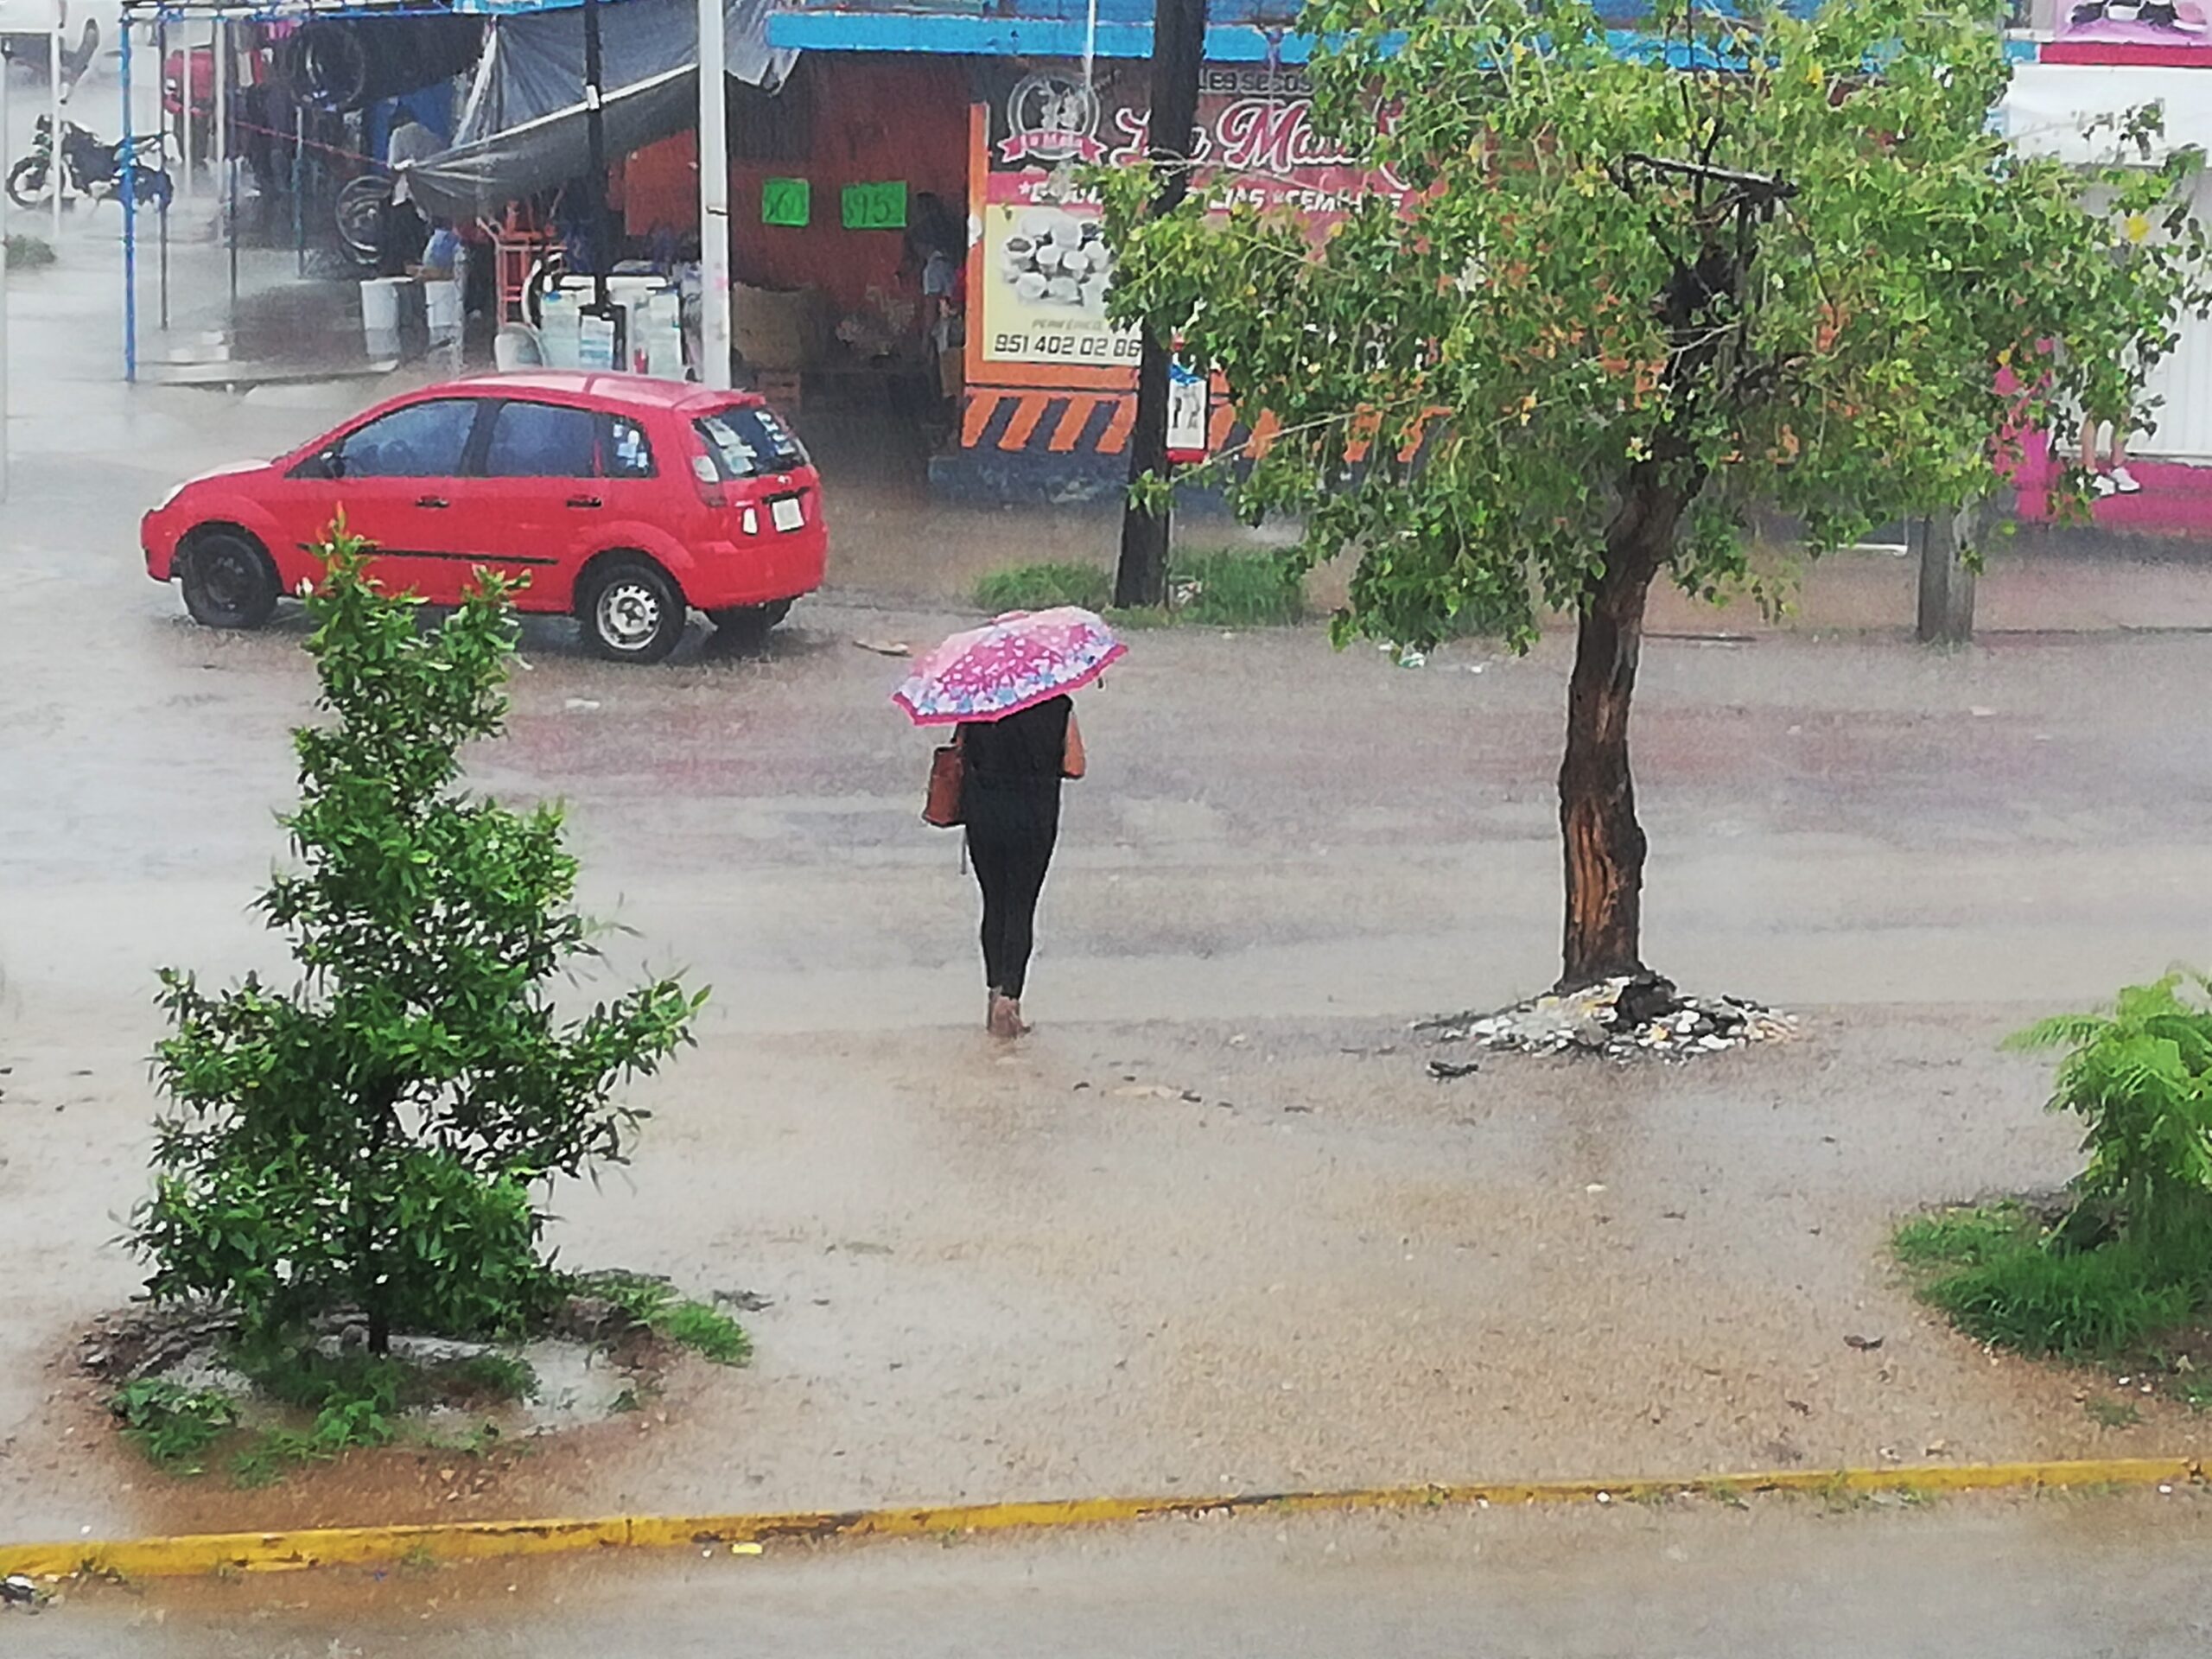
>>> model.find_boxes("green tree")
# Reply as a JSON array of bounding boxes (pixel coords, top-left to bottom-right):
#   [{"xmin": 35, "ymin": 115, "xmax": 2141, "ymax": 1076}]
[
  {"xmin": 136, "ymin": 530, "xmax": 703, "ymax": 1354},
  {"xmin": 1100, "ymin": 0, "xmax": 2209, "ymax": 988}
]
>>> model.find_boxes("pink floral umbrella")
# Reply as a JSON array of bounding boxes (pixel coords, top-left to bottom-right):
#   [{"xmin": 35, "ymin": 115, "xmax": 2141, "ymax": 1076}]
[{"xmin": 892, "ymin": 607, "xmax": 1126, "ymax": 726}]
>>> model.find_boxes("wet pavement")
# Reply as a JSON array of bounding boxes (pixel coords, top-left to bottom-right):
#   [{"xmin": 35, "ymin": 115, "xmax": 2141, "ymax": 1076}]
[
  {"xmin": 19, "ymin": 1492, "xmax": 2212, "ymax": 1656},
  {"xmin": 8, "ymin": 135, "xmax": 2212, "ymax": 1580}
]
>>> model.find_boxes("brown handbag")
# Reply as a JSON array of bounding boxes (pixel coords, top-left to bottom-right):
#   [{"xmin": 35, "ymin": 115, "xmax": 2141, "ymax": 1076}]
[{"xmin": 923, "ymin": 734, "xmax": 964, "ymax": 827}]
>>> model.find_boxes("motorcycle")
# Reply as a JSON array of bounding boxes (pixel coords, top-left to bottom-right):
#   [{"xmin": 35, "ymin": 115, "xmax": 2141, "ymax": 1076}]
[{"xmin": 7, "ymin": 115, "xmax": 175, "ymax": 212}]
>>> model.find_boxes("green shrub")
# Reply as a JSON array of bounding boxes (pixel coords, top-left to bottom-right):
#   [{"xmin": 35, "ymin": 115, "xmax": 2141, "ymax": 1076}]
[
  {"xmin": 2009, "ymin": 974, "xmax": 2212, "ymax": 1256},
  {"xmin": 135, "ymin": 527, "xmax": 702, "ymax": 1354},
  {"xmin": 111, "ymin": 1379, "xmax": 238, "ymax": 1472},
  {"xmin": 1169, "ymin": 550, "xmax": 1306, "ymax": 626},
  {"xmin": 975, "ymin": 563, "xmax": 1112, "ymax": 614}
]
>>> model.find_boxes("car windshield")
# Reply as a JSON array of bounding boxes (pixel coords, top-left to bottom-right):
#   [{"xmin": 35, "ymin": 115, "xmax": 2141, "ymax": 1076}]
[{"xmin": 694, "ymin": 405, "xmax": 807, "ymax": 480}]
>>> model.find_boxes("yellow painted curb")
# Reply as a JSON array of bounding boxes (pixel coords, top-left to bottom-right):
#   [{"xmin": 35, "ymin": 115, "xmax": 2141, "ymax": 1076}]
[{"xmin": 0, "ymin": 1458, "xmax": 2199, "ymax": 1581}]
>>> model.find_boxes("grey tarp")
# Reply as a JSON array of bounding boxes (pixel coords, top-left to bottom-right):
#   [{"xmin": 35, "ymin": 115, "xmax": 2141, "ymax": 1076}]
[{"xmin": 404, "ymin": 0, "xmax": 795, "ymax": 219}]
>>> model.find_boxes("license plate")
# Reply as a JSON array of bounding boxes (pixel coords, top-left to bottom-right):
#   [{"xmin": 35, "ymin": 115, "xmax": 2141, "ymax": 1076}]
[{"xmin": 771, "ymin": 495, "xmax": 805, "ymax": 531}]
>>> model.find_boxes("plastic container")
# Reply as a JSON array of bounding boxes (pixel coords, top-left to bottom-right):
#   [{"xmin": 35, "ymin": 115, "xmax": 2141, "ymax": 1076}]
[
  {"xmin": 423, "ymin": 279, "xmax": 461, "ymax": 344},
  {"xmin": 493, "ymin": 323, "xmax": 545, "ymax": 371},
  {"xmin": 359, "ymin": 276, "xmax": 403, "ymax": 338}
]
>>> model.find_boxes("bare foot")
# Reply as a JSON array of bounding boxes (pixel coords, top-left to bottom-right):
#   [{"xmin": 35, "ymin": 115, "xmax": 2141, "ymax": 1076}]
[
  {"xmin": 1003, "ymin": 997, "xmax": 1031, "ymax": 1036},
  {"xmin": 988, "ymin": 995, "xmax": 1021, "ymax": 1039}
]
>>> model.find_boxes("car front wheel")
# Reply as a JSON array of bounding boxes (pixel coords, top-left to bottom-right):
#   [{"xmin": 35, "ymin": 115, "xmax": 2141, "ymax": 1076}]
[
  {"xmin": 179, "ymin": 530, "xmax": 280, "ymax": 630},
  {"xmin": 581, "ymin": 557, "xmax": 687, "ymax": 664}
]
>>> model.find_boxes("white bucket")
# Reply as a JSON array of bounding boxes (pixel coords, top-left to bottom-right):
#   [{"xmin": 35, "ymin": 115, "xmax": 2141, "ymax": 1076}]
[
  {"xmin": 493, "ymin": 324, "xmax": 545, "ymax": 372},
  {"xmin": 359, "ymin": 277, "xmax": 404, "ymax": 337},
  {"xmin": 424, "ymin": 279, "xmax": 461, "ymax": 344}
]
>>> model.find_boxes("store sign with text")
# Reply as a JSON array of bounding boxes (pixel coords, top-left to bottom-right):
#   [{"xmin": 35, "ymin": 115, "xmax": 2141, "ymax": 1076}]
[{"xmin": 977, "ymin": 66, "xmax": 1406, "ymax": 369}]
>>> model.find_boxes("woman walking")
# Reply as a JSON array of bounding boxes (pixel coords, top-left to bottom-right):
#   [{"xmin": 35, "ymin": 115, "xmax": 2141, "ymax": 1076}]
[
  {"xmin": 961, "ymin": 694, "xmax": 1084, "ymax": 1037},
  {"xmin": 893, "ymin": 606, "xmax": 1123, "ymax": 1039}
]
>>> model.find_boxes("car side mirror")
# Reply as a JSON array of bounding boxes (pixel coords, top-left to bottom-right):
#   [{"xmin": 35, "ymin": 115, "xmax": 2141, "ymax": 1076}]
[{"xmin": 310, "ymin": 445, "xmax": 346, "ymax": 480}]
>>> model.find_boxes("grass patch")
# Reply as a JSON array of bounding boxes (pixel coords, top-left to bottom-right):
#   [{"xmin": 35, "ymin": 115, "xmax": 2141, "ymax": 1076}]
[
  {"xmin": 110, "ymin": 1379, "xmax": 238, "ymax": 1473},
  {"xmin": 2084, "ymin": 1395, "xmax": 2142, "ymax": 1429},
  {"xmin": 974, "ymin": 563, "xmax": 1111, "ymax": 614},
  {"xmin": 1892, "ymin": 1204, "xmax": 2210, "ymax": 1361},
  {"xmin": 4, "ymin": 233, "xmax": 56, "ymax": 271},
  {"xmin": 581, "ymin": 1271, "xmax": 753, "ymax": 1367},
  {"xmin": 1893, "ymin": 1202, "xmax": 2037, "ymax": 1269},
  {"xmin": 445, "ymin": 1351, "xmax": 539, "ymax": 1403},
  {"xmin": 971, "ymin": 550, "xmax": 1307, "ymax": 630},
  {"xmin": 1166, "ymin": 550, "xmax": 1306, "ymax": 627}
]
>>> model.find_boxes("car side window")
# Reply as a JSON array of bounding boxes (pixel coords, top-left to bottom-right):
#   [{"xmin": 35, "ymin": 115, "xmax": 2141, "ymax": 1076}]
[
  {"xmin": 333, "ymin": 398, "xmax": 480, "ymax": 480},
  {"xmin": 484, "ymin": 400, "xmax": 600, "ymax": 479},
  {"xmin": 606, "ymin": 415, "xmax": 655, "ymax": 479}
]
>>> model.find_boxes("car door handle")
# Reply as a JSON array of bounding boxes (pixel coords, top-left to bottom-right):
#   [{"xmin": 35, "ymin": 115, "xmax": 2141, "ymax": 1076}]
[
  {"xmin": 415, "ymin": 494, "xmax": 448, "ymax": 509},
  {"xmin": 566, "ymin": 494, "xmax": 602, "ymax": 509}
]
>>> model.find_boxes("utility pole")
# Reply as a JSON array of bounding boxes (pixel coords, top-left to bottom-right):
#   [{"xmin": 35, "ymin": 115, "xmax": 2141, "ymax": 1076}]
[
  {"xmin": 2, "ymin": 41, "xmax": 12, "ymax": 502},
  {"xmin": 1113, "ymin": 0, "xmax": 1206, "ymax": 610},
  {"xmin": 696, "ymin": 0, "xmax": 731, "ymax": 387},
  {"xmin": 1914, "ymin": 501, "xmax": 1978, "ymax": 645},
  {"xmin": 579, "ymin": 0, "xmax": 622, "ymax": 365}
]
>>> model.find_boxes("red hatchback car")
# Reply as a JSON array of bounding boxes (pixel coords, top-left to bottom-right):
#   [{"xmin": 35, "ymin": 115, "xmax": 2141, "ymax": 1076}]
[{"xmin": 143, "ymin": 372, "xmax": 829, "ymax": 663}]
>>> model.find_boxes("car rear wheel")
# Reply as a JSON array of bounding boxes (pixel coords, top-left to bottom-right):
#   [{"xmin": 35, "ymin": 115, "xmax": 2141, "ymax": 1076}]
[
  {"xmin": 581, "ymin": 557, "xmax": 686, "ymax": 664},
  {"xmin": 179, "ymin": 530, "xmax": 280, "ymax": 630},
  {"xmin": 709, "ymin": 598, "xmax": 794, "ymax": 644}
]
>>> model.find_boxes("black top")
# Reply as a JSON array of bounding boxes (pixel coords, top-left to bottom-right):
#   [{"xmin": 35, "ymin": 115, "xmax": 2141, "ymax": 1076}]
[{"xmin": 959, "ymin": 696, "xmax": 1071, "ymax": 839}]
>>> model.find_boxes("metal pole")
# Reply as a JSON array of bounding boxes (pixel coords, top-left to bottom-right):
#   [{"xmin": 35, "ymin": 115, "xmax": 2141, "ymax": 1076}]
[
  {"xmin": 2, "ymin": 41, "xmax": 12, "ymax": 501},
  {"xmin": 1113, "ymin": 0, "xmax": 1207, "ymax": 609},
  {"xmin": 48, "ymin": 1, "xmax": 60, "ymax": 245},
  {"xmin": 217, "ymin": 15, "xmax": 233, "ymax": 322},
  {"xmin": 179, "ymin": 17, "xmax": 194, "ymax": 206},
  {"xmin": 580, "ymin": 0, "xmax": 620, "ymax": 365},
  {"xmin": 123, "ymin": 17, "xmax": 137, "ymax": 384},
  {"xmin": 292, "ymin": 103, "xmax": 302, "ymax": 278},
  {"xmin": 156, "ymin": 16, "xmax": 168, "ymax": 331},
  {"xmin": 696, "ymin": 0, "xmax": 730, "ymax": 387}
]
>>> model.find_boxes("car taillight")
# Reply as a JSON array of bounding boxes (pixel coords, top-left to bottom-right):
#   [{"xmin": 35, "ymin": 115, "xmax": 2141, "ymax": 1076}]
[{"xmin": 740, "ymin": 505, "xmax": 760, "ymax": 536}]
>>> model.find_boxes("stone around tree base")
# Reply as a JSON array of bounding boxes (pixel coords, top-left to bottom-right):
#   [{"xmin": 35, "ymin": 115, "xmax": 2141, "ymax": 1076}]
[{"xmin": 1417, "ymin": 972, "xmax": 1798, "ymax": 1061}]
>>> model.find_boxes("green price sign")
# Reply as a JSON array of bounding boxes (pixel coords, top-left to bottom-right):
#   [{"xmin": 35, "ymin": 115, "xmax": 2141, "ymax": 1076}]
[
  {"xmin": 842, "ymin": 181, "xmax": 908, "ymax": 231},
  {"xmin": 761, "ymin": 177, "xmax": 810, "ymax": 228}
]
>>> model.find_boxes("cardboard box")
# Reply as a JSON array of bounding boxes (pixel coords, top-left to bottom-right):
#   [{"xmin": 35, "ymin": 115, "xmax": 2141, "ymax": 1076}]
[{"xmin": 734, "ymin": 283, "xmax": 830, "ymax": 372}]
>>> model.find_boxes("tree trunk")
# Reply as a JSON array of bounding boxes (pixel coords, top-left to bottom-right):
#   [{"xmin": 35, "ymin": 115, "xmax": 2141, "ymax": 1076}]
[{"xmin": 1557, "ymin": 479, "xmax": 1676, "ymax": 991}]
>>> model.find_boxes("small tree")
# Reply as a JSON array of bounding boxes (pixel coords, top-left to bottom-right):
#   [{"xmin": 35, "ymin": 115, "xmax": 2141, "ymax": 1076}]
[
  {"xmin": 136, "ymin": 531, "xmax": 702, "ymax": 1354},
  {"xmin": 1101, "ymin": 0, "xmax": 2209, "ymax": 988}
]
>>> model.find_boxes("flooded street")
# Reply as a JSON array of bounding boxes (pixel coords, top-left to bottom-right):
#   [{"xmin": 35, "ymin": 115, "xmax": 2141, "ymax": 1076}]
[
  {"xmin": 7, "ymin": 124, "xmax": 2212, "ymax": 1646},
  {"xmin": 23, "ymin": 1493, "xmax": 2212, "ymax": 1657}
]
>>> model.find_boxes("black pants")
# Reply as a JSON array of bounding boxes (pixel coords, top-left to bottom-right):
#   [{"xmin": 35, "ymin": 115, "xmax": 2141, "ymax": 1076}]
[
  {"xmin": 969, "ymin": 821, "xmax": 1056, "ymax": 999},
  {"xmin": 379, "ymin": 200, "xmax": 426, "ymax": 277}
]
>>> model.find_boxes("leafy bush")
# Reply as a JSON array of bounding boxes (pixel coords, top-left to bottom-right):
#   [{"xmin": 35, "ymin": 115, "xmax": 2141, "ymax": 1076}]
[
  {"xmin": 975, "ymin": 562, "xmax": 1113, "ymax": 614},
  {"xmin": 1169, "ymin": 550, "xmax": 1306, "ymax": 626},
  {"xmin": 134, "ymin": 527, "xmax": 703, "ymax": 1354},
  {"xmin": 1896, "ymin": 976, "xmax": 2212, "ymax": 1360},
  {"xmin": 111, "ymin": 1379, "xmax": 238, "ymax": 1471},
  {"xmin": 2010, "ymin": 974, "xmax": 2212, "ymax": 1255}
]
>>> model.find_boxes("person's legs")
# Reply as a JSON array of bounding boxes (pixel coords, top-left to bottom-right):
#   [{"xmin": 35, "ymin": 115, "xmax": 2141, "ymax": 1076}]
[
  {"xmin": 995, "ymin": 836, "xmax": 1056, "ymax": 1004},
  {"xmin": 969, "ymin": 830, "xmax": 1010, "ymax": 996},
  {"xmin": 2111, "ymin": 429, "xmax": 2141, "ymax": 493}
]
